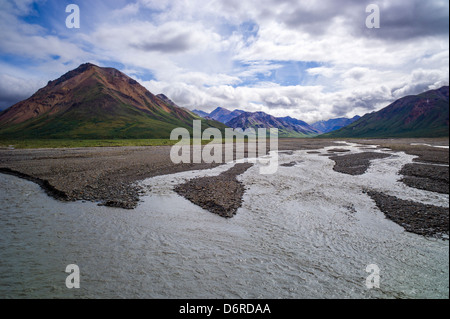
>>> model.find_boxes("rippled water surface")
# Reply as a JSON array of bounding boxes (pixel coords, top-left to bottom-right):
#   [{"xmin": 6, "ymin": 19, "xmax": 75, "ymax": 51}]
[{"xmin": 0, "ymin": 143, "xmax": 448, "ymax": 298}]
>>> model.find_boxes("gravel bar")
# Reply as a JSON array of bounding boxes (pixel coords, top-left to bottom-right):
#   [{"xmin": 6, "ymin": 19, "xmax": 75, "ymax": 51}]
[
  {"xmin": 330, "ymin": 152, "xmax": 392, "ymax": 175},
  {"xmin": 366, "ymin": 190, "xmax": 449, "ymax": 239},
  {"xmin": 174, "ymin": 163, "xmax": 254, "ymax": 218}
]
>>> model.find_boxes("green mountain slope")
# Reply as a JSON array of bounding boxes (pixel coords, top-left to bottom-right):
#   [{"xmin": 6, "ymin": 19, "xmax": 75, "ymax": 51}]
[
  {"xmin": 322, "ymin": 86, "xmax": 449, "ymax": 138},
  {"xmin": 0, "ymin": 63, "xmax": 226, "ymax": 139}
]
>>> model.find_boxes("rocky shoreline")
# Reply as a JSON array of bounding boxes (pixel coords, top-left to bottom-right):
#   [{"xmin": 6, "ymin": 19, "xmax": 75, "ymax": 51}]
[{"xmin": 0, "ymin": 167, "xmax": 69, "ymax": 201}]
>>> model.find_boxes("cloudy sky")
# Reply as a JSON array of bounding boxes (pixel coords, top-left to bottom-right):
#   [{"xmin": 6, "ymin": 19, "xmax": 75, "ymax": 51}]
[{"xmin": 0, "ymin": 0, "xmax": 448, "ymax": 123}]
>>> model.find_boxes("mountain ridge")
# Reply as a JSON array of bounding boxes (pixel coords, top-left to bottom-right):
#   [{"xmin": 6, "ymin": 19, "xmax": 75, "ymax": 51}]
[
  {"xmin": 322, "ymin": 86, "xmax": 449, "ymax": 138},
  {"xmin": 192, "ymin": 107, "xmax": 361, "ymax": 135},
  {"xmin": 311, "ymin": 116, "xmax": 361, "ymax": 134},
  {"xmin": 0, "ymin": 63, "xmax": 226, "ymax": 139},
  {"xmin": 225, "ymin": 111, "xmax": 321, "ymax": 137}
]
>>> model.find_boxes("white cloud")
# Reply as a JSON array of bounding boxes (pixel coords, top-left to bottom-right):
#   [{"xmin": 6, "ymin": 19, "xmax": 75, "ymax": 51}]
[
  {"xmin": 307, "ymin": 67, "xmax": 336, "ymax": 78},
  {"xmin": 0, "ymin": 72, "xmax": 45, "ymax": 108},
  {"xmin": 0, "ymin": 4, "xmax": 91, "ymax": 64},
  {"xmin": 0, "ymin": 0, "xmax": 448, "ymax": 122}
]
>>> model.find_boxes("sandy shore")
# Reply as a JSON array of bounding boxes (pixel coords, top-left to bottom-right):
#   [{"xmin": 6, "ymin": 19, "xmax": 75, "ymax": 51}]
[{"xmin": 0, "ymin": 138, "xmax": 448, "ymax": 237}]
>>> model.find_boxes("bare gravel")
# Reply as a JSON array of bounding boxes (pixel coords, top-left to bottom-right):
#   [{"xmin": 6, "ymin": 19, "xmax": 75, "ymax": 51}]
[
  {"xmin": 174, "ymin": 163, "xmax": 253, "ymax": 218},
  {"xmin": 329, "ymin": 152, "xmax": 392, "ymax": 175},
  {"xmin": 0, "ymin": 138, "xmax": 448, "ymax": 233},
  {"xmin": 366, "ymin": 190, "xmax": 449, "ymax": 239},
  {"xmin": 0, "ymin": 139, "xmax": 340, "ymax": 209},
  {"xmin": 400, "ymin": 163, "xmax": 449, "ymax": 194}
]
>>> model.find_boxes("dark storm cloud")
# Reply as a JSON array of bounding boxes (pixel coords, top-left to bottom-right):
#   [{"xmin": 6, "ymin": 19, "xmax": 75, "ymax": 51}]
[
  {"xmin": 330, "ymin": 85, "xmax": 393, "ymax": 116},
  {"xmin": 0, "ymin": 85, "xmax": 29, "ymax": 110},
  {"xmin": 392, "ymin": 80, "xmax": 448, "ymax": 99},
  {"xmin": 337, "ymin": 96, "xmax": 381, "ymax": 114},
  {"xmin": 330, "ymin": 74, "xmax": 448, "ymax": 118},
  {"xmin": 0, "ymin": 95, "xmax": 25, "ymax": 110},
  {"xmin": 0, "ymin": 74, "xmax": 43, "ymax": 110},
  {"xmin": 0, "ymin": 97, "xmax": 19, "ymax": 110},
  {"xmin": 359, "ymin": 0, "xmax": 449, "ymax": 40},
  {"xmin": 279, "ymin": 0, "xmax": 365, "ymax": 35},
  {"xmin": 257, "ymin": 0, "xmax": 448, "ymax": 41},
  {"xmin": 131, "ymin": 33, "xmax": 193, "ymax": 53}
]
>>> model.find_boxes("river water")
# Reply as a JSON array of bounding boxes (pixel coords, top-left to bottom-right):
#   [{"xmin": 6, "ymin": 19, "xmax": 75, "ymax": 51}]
[{"xmin": 0, "ymin": 142, "xmax": 448, "ymax": 298}]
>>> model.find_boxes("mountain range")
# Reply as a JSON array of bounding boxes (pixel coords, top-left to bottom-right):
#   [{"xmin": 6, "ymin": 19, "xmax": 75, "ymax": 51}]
[
  {"xmin": 209, "ymin": 107, "xmax": 246, "ymax": 124},
  {"xmin": 194, "ymin": 107, "xmax": 321, "ymax": 137},
  {"xmin": 0, "ymin": 63, "xmax": 447, "ymax": 140},
  {"xmin": 0, "ymin": 63, "xmax": 226, "ymax": 139},
  {"xmin": 324, "ymin": 86, "xmax": 449, "ymax": 138},
  {"xmin": 193, "ymin": 107, "xmax": 357, "ymax": 136},
  {"xmin": 225, "ymin": 112, "xmax": 321, "ymax": 137},
  {"xmin": 311, "ymin": 116, "xmax": 361, "ymax": 134}
]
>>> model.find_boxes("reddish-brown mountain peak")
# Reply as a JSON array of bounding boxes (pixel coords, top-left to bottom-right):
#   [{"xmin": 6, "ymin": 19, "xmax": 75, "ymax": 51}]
[
  {"xmin": 47, "ymin": 63, "xmax": 99, "ymax": 87},
  {"xmin": 0, "ymin": 63, "xmax": 229, "ymax": 140},
  {"xmin": 76, "ymin": 62, "xmax": 98, "ymax": 70}
]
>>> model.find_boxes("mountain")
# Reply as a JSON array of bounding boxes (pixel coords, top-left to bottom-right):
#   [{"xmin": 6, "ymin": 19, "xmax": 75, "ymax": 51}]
[
  {"xmin": 192, "ymin": 109, "xmax": 210, "ymax": 118},
  {"xmin": 156, "ymin": 93, "xmax": 203, "ymax": 118},
  {"xmin": 193, "ymin": 107, "xmax": 245, "ymax": 123},
  {"xmin": 155, "ymin": 93, "xmax": 181, "ymax": 109},
  {"xmin": 207, "ymin": 107, "xmax": 245, "ymax": 124},
  {"xmin": 322, "ymin": 86, "xmax": 449, "ymax": 138},
  {"xmin": 225, "ymin": 112, "xmax": 321, "ymax": 137},
  {"xmin": 279, "ymin": 116, "xmax": 317, "ymax": 130},
  {"xmin": 311, "ymin": 115, "xmax": 361, "ymax": 134},
  {"xmin": 226, "ymin": 110, "xmax": 246, "ymax": 123},
  {"xmin": 193, "ymin": 107, "xmax": 320, "ymax": 137},
  {"xmin": 0, "ymin": 63, "xmax": 226, "ymax": 139}
]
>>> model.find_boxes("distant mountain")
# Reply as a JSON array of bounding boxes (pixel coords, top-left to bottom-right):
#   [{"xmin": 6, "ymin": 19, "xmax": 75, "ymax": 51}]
[
  {"xmin": 311, "ymin": 116, "xmax": 361, "ymax": 134},
  {"xmin": 323, "ymin": 86, "xmax": 449, "ymax": 138},
  {"xmin": 208, "ymin": 107, "xmax": 232, "ymax": 122},
  {"xmin": 155, "ymin": 93, "xmax": 180, "ymax": 109},
  {"xmin": 280, "ymin": 116, "xmax": 316, "ymax": 129},
  {"xmin": 192, "ymin": 107, "xmax": 245, "ymax": 123},
  {"xmin": 227, "ymin": 110, "xmax": 246, "ymax": 123},
  {"xmin": 192, "ymin": 107, "xmax": 320, "ymax": 137},
  {"xmin": 0, "ymin": 63, "xmax": 226, "ymax": 139},
  {"xmin": 157, "ymin": 93, "xmax": 202, "ymax": 118},
  {"xmin": 226, "ymin": 112, "xmax": 321, "ymax": 137},
  {"xmin": 192, "ymin": 109, "xmax": 210, "ymax": 118},
  {"xmin": 207, "ymin": 107, "xmax": 245, "ymax": 123}
]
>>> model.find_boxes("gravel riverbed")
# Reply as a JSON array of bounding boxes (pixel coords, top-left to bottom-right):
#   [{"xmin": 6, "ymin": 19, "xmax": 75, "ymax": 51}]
[{"xmin": 1, "ymin": 138, "xmax": 448, "ymax": 239}]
